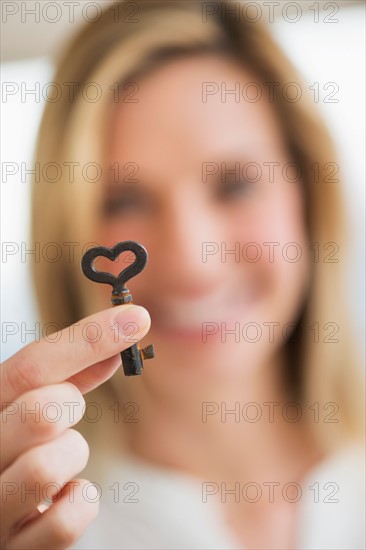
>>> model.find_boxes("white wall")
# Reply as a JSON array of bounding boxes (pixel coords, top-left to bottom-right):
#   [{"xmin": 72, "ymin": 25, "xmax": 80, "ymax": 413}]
[{"xmin": 1, "ymin": 4, "xmax": 365, "ymax": 361}]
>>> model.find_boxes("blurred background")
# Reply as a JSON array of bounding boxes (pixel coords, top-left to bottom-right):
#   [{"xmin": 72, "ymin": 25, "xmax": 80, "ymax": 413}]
[{"xmin": 1, "ymin": 0, "xmax": 365, "ymax": 361}]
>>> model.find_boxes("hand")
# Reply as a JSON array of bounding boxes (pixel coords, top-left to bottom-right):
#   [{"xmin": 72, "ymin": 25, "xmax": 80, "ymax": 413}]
[{"xmin": 0, "ymin": 304, "xmax": 151, "ymax": 549}]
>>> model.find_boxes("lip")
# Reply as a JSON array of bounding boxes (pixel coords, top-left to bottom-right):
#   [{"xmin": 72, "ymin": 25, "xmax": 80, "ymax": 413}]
[{"xmin": 151, "ymin": 324, "xmax": 207, "ymax": 343}]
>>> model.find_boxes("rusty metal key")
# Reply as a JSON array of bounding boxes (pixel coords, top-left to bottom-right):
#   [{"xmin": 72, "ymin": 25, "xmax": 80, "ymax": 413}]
[{"xmin": 81, "ymin": 241, "xmax": 155, "ymax": 376}]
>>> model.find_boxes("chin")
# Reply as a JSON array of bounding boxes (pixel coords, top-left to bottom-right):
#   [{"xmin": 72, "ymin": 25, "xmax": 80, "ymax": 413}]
[{"xmin": 141, "ymin": 328, "xmax": 275, "ymax": 386}]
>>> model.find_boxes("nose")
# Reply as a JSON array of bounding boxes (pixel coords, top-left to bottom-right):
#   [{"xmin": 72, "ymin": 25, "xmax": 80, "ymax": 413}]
[{"xmin": 150, "ymin": 183, "xmax": 228, "ymax": 297}]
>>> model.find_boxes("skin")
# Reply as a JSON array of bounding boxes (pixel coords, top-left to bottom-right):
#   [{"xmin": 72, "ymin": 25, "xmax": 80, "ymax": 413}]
[{"xmin": 0, "ymin": 54, "xmax": 323, "ymax": 549}]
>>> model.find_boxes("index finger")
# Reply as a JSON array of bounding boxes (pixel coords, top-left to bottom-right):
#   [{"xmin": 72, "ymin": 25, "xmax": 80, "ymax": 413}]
[{"xmin": 0, "ymin": 304, "xmax": 151, "ymax": 409}]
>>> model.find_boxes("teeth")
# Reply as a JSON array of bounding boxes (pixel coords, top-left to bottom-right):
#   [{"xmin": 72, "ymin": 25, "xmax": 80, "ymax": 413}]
[
  {"xmin": 154, "ymin": 292, "xmax": 249, "ymax": 329},
  {"xmin": 165, "ymin": 309, "xmax": 208, "ymax": 327}
]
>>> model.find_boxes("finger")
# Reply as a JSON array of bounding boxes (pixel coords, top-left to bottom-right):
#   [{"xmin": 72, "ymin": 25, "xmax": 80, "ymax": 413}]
[
  {"xmin": 66, "ymin": 352, "xmax": 121, "ymax": 394},
  {"xmin": 1, "ymin": 428, "xmax": 89, "ymax": 535},
  {"xmin": 1, "ymin": 382, "xmax": 85, "ymax": 472},
  {"xmin": 1, "ymin": 303, "xmax": 151, "ymax": 408},
  {"xmin": 6, "ymin": 479, "xmax": 99, "ymax": 550}
]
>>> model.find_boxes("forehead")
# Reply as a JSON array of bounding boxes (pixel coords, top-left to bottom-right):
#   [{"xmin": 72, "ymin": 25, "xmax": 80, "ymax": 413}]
[{"xmin": 107, "ymin": 55, "xmax": 286, "ymax": 171}]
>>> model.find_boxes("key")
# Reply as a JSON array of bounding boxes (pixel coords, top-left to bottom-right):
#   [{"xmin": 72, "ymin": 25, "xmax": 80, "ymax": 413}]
[{"xmin": 81, "ymin": 241, "xmax": 155, "ymax": 376}]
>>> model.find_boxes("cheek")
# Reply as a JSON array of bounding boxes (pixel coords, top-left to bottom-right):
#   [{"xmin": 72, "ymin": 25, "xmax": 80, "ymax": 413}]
[
  {"xmin": 232, "ymin": 183, "xmax": 311, "ymax": 313},
  {"xmin": 233, "ymin": 179, "xmax": 306, "ymax": 239}
]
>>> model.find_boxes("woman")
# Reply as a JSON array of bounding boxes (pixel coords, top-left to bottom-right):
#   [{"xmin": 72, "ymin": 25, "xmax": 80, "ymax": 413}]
[{"xmin": 1, "ymin": 1, "xmax": 364, "ymax": 549}]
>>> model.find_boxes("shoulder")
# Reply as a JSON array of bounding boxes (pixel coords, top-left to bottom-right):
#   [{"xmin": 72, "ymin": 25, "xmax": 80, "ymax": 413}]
[{"xmin": 297, "ymin": 444, "xmax": 365, "ymax": 550}]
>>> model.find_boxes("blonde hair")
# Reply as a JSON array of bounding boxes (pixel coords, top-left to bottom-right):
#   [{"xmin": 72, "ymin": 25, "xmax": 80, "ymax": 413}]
[{"xmin": 32, "ymin": 0, "xmax": 364, "ymax": 452}]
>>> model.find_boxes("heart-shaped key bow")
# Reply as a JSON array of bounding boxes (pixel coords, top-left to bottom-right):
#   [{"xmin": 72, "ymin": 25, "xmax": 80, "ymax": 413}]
[{"xmin": 81, "ymin": 241, "xmax": 155, "ymax": 376}]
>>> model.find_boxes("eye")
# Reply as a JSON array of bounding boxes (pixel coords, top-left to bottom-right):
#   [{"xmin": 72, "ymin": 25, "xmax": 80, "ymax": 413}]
[
  {"xmin": 215, "ymin": 179, "xmax": 252, "ymax": 201},
  {"xmin": 102, "ymin": 189, "xmax": 150, "ymax": 217}
]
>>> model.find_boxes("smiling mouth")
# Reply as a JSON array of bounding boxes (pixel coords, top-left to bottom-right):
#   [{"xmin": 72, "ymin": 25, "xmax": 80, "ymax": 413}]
[{"xmin": 144, "ymin": 290, "xmax": 256, "ymax": 338}]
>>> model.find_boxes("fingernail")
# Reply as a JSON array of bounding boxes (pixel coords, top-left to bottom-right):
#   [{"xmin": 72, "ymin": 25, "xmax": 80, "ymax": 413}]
[{"xmin": 114, "ymin": 305, "xmax": 151, "ymax": 341}]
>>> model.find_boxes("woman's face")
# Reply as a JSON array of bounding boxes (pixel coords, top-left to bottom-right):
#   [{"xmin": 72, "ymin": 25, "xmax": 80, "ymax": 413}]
[{"xmin": 99, "ymin": 54, "xmax": 311, "ymax": 392}]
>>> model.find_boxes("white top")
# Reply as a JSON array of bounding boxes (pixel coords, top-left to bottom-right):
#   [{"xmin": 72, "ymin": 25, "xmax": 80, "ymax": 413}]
[{"xmin": 73, "ymin": 445, "xmax": 365, "ymax": 549}]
